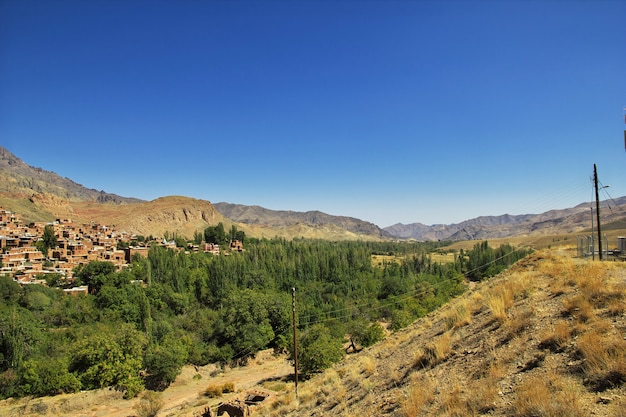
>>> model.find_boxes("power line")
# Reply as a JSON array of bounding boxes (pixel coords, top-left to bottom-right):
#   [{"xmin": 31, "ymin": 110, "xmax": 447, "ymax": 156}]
[{"xmin": 300, "ymin": 243, "xmax": 532, "ymax": 327}]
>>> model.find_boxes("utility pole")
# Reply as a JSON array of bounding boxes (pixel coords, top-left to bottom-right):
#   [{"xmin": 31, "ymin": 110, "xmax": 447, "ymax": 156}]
[
  {"xmin": 292, "ymin": 287, "xmax": 298, "ymax": 399},
  {"xmin": 594, "ymin": 164, "xmax": 603, "ymax": 260}
]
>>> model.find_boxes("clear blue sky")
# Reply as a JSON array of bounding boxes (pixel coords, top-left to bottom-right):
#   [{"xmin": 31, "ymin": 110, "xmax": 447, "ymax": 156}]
[{"xmin": 1, "ymin": 0, "xmax": 625, "ymax": 227}]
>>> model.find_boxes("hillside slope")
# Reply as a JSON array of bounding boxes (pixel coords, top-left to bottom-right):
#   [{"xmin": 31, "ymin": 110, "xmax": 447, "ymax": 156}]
[
  {"xmin": 0, "ymin": 249, "xmax": 624, "ymax": 417},
  {"xmin": 0, "ymin": 146, "xmax": 141, "ymax": 204},
  {"xmin": 256, "ymin": 250, "xmax": 626, "ymax": 417}
]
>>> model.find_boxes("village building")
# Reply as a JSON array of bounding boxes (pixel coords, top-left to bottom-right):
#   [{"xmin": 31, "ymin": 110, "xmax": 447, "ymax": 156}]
[{"xmin": 0, "ymin": 208, "xmax": 243, "ymax": 288}]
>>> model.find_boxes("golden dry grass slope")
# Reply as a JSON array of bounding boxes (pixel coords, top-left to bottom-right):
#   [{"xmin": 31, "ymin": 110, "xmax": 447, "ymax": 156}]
[{"xmin": 256, "ymin": 249, "xmax": 626, "ymax": 417}]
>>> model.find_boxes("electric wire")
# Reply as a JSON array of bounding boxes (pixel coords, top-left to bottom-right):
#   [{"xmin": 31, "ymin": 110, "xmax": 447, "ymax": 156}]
[
  {"xmin": 200, "ymin": 180, "xmax": 624, "ymax": 359},
  {"xmin": 297, "ymin": 181, "xmax": 616, "ymax": 327},
  {"xmin": 299, "ymin": 244, "xmax": 529, "ymax": 327}
]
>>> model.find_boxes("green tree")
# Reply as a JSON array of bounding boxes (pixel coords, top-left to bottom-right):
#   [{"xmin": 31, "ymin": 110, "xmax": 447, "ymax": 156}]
[
  {"xmin": 221, "ymin": 289, "xmax": 276, "ymax": 359},
  {"xmin": 44, "ymin": 273, "xmax": 64, "ymax": 288},
  {"xmin": 349, "ymin": 319, "xmax": 385, "ymax": 348},
  {"xmin": 19, "ymin": 357, "xmax": 80, "ymax": 396},
  {"xmin": 193, "ymin": 230, "xmax": 203, "ymax": 245},
  {"xmin": 73, "ymin": 261, "xmax": 116, "ymax": 293},
  {"xmin": 297, "ymin": 324, "xmax": 344, "ymax": 375},
  {"xmin": 204, "ymin": 223, "xmax": 226, "ymax": 245},
  {"xmin": 0, "ymin": 305, "xmax": 42, "ymax": 371},
  {"xmin": 0, "ymin": 275, "xmax": 21, "ymax": 304},
  {"xmin": 19, "ymin": 285, "xmax": 54, "ymax": 311},
  {"xmin": 144, "ymin": 334, "xmax": 189, "ymax": 391},
  {"xmin": 69, "ymin": 324, "xmax": 147, "ymax": 398},
  {"xmin": 35, "ymin": 224, "xmax": 58, "ymax": 256}
]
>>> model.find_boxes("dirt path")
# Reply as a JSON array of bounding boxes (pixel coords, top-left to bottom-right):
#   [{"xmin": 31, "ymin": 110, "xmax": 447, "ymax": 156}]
[{"xmin": 0, "ymin": 351, "xmax": 292, "ymax": 417}]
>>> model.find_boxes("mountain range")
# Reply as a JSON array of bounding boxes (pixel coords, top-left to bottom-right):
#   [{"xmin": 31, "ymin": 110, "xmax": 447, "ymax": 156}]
[{"xmin": 1, "ymin": 145, "xmax": 624, "ymax": 241}]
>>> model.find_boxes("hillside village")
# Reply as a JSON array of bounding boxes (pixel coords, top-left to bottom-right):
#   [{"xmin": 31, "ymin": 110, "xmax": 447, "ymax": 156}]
[{"xmin": 0, "ymin": 208, "xmax": 240, "ymax": 291}]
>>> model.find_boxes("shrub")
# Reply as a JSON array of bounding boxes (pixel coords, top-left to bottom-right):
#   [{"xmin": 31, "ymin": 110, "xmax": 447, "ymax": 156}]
[
  {"xmin": 133, "ymin": 390, "xmax": 163, "ymax": 417},
  {"xmin": 204, "ymin": 381, "xmax": 235, "ymax": 397},
  {"xmin": 204, "ymin": 384, "xmax": 223, "ymax": 398}
]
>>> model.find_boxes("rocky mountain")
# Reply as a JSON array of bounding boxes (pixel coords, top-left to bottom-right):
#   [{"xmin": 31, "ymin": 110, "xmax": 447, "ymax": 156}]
[
  {"xmin": 0, "ymin": 146, "xmax": 142, "ymax": 204},
  {"xmin": 2, "ymin": 145, "xmax": 625, "ymax": 241},
  {"xmin": 384, "ymin": 199, "xmax": 626, "ymax": 241},
  {"xmin": 213, "ymin": 202, "xmax": 391, "ymax": 239},
  {"xmin": 0, "ymin": 147, "xmax": 385, "ymax": 240}
]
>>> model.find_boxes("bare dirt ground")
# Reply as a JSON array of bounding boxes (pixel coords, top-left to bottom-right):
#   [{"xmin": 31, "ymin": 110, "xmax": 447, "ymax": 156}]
[{"xmin": 0, "ymin": 350, "xmax": 292, "ymax": 417}]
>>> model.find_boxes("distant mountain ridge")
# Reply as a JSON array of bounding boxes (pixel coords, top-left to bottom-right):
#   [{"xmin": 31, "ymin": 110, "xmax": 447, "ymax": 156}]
[
  {"xmin": 383, "ymin": 200, "xmax": 626, "ymax": 240},
  {"xmin": 1, "ymin": 145, "xmax": 625, "ymax": 241},
  {"xmin": 213, "ymin": 202, "xmax": 391, "ymax": 239}
]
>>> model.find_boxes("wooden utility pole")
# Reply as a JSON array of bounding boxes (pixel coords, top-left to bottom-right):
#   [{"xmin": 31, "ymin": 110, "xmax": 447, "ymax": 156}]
[
  {"xmin": 292, "ymin": 287, "xmax": 298, "ymax": 398},
  {"xmin": 594, "ymin": 164, "xmax": 603, "ymax": 260}
]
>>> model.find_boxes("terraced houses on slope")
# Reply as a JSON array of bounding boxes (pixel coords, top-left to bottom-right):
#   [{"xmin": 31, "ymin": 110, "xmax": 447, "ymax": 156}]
[{"xmin": 0, "ymin": 208, "xmax": 147, "ymax": 288}]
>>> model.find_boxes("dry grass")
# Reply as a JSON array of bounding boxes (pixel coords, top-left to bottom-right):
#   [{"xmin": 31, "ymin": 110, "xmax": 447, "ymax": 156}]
[
  {"xmin": 261, "ymin": 380, "xmax": 287, "ymax": 392},
  {"xmin": 401, "ymin": 374, "xmax": 436, "ymax": 417},
  {"xmin": 358, "ymin": 354, "xmax": 376, "ymax": 376},
  {"xmin": 468, "ymin": 291, "xmax": 484, "ymax": 314},
  {"xmin": 443, "ymin": 302, "xmax": 472, "ymax": 330},
  {"xmin": 502, "ymin": 307, "xmax": 534, "ymax": 339},
  {"xmin": 512, "ymin": 372, "xmax": 586, "ymax": 417},
  {"xmin": 485, "ymin": 283, "xmax": 515, "ymax": 323},
  {"xmin": 562, "ymin": 294, "xmax": 595, "ymax": 323},
  {"xmin": 402, "ymin": 372, "xmax": 499, "ymax": 416},
  {"xmin": 262, "ymin": 250, "xmax": 626, "ymax": 417},
  {"xmin": 414, "ymin": 331, "xmax": 453, "ymax": 368},
  {"xmin": 607, "ymin": 296, "xmax": 626, "ymax": 316},
  {"xmin": 539, "ymin": 320, "xmax": 570, "ymax": 352},
  {"xmin": 465, "ymin": 377, "xmax": 499, "ymax": 415},
  {"xmin": 577, "ymin": 329, "xmax": 626, "ymax": 391},
  {"xmin": 577, "ymin": 263, "xmax": 608, "ymax": 300}
]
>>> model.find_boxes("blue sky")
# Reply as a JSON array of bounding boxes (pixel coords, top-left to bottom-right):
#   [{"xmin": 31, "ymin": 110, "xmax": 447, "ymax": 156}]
[{"xmin": 1, "ymin": 0, "xmax": 625, "ymax": 227}]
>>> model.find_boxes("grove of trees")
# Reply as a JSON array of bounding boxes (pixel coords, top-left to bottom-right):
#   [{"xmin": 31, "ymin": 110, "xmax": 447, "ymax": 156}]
[{"xmin": 0, "ymin": 237, "xmax": 530, "ymax": 399}]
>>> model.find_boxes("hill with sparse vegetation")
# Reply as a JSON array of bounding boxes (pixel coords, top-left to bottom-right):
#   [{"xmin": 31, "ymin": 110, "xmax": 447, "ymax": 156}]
[
  {"xmin": 2, "ymin": 246, "xmax": 624, "ymax": 417},
  {"xmin": 254, "ymin": 249, "xmax": 626, "ymax": 417}
]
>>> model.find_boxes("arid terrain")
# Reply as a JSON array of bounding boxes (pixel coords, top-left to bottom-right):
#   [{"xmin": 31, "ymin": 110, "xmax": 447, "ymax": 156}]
[
  {"xmin": 2, "ymin": 244, "xmax": 625, "ymax": 417},
  {"xmin": 0, "ymin": 349, "xmax": 291, "ymax": 417},
  {"xmin": 4, "ymin": 145, "xmax": 626, "ymax": 242}
]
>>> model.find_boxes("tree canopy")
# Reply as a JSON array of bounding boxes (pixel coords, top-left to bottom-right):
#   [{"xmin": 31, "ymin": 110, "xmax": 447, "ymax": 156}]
[{"xmin": 0, "ymin": 238, "xmax": 530, "ymax": 399}]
